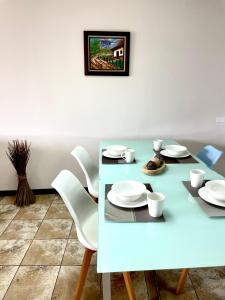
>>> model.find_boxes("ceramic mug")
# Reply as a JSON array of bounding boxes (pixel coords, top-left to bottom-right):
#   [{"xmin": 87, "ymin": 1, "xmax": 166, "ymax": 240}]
[
  {"xmin": 121, "ymin": 149, "xmax": 136, "ymax": 163},
  {"xmin": 190, "ymin": 169, "xmax": 205, "ymax": 188},
  {"xmin": 147, "ymin": 192, "xmax": 165, "ymax": 217},
  {"xmin": 153, "ymin": 139, "xmax": 163, "ymax": 151}
]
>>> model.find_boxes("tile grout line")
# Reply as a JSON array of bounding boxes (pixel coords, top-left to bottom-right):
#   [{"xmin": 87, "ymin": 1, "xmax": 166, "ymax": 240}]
[
  {"xmin": 144, "ymin": 271, "xmax": 151, "ymax": 300},
  {"xmin": 153, "ymin": 271, "xmax": 161, "ymax": 300},
  {"xmin": 188, "ymin": 272, "xmax": 200, "ymax": 300},
  {"xmin": 0, "ymin": 203, "xmax": 21, "ymax": 237},
  {"xmin": 2, "ymin": 265, "xmax": 20, "ymax": 300},
  {"xmin": 2, "ymin": 194, "xmax": 55, "ymax": 299},
  {"xmin": 50, "ymin": 196, "xmax": 74, "ymax": 299},
  {"xmin": 20, "ymin": 207, "xmax": 52, "ymax": 266}
]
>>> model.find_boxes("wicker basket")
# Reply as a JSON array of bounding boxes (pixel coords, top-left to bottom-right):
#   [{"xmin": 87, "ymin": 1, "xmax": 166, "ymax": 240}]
[{"xmin": 143, "ymin": 162, "xmax": 166, "ymax": 175}]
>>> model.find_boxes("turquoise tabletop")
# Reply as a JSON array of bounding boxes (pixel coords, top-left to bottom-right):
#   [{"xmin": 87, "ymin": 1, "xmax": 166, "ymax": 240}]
[{"xmin": 97, "ymin": 139, "xmax": 225, "ymax": 273}]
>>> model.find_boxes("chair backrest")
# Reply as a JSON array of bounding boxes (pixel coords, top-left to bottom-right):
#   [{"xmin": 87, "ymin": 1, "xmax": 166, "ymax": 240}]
[
  {"xmin": 51, "ymin": 169, "xmax": 97, "ymax": 250},
  {"xmin": 71, "ymin": 146, "xmax": 99, "ymax": 197},
  {"xmin": 196, "ymin": 145, "xmax": 223, "ymax": 168}
]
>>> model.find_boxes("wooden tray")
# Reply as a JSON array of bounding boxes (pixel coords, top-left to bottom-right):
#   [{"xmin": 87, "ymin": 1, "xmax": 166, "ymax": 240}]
[{"xmin": 143, "ymin": 162, "xmax": 166, "ymax": 175}]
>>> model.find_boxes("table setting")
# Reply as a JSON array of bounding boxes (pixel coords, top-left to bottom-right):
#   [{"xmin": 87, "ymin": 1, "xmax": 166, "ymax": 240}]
[
  {"xmin": 153, "ymin": 140, "xmax": 199, "ymax": 164},
  {"xmin": 104, "ymin": 180, "xmax": 165, "ymax": 222},
  {"xmin": 102, "ymin": 145, "xmax": 136, "ymax": 164},
  {"xmin": 183, "ymin": 176, "xmax": 225, "ymax": 217}
]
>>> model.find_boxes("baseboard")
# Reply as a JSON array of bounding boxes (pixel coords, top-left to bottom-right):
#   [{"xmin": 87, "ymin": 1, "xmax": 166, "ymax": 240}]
[
  {"xmin": 0, "ymin": 188, "xmax": 56, "ymax": 197},
  {"xmin": 0, "ymin": 187, "xmax": 88, "ymax": 197}
]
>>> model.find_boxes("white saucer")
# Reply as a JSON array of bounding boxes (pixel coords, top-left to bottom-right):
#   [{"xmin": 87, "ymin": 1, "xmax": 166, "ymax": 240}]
[
  {"xmin": 107, "ymin": 190, "xmax": 150, "ymax": 208},
  {"xmin": 198, "ymin": 187, "xmax": 225, "ymax": 208},
  {"xmin": 160, "ymin": 149, "xmax": 190, "ymax": 158},
  {"xmin": 103, "ymin": 150, "xmax": 122, "ymax": 159}
]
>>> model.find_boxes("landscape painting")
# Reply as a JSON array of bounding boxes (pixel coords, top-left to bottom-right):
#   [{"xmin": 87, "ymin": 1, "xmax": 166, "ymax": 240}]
[{"xmin": 84, "ymin": 31, "xmax": 130, "ymax": 76}]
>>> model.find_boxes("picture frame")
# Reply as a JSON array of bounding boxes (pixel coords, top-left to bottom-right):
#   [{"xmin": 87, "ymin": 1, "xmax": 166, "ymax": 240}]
[{"xmin": 84, "ymin": 31, "xmax": 130, "ymax": 76}]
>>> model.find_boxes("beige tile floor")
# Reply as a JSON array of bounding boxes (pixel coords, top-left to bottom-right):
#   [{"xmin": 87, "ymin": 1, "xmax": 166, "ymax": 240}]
[{"xmin": 0, "ymin": 194, "xmax": 225, "ymax": 300}]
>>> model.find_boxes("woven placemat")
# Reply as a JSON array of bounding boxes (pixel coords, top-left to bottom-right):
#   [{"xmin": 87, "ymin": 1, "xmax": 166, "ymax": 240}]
[
  {"xmin": 102, "ymin": 149, "xmax": 137, "ymax": 165},
  {"xmin": 183, "ymin": 180, "xmax": 225, "ymax": 217},
  {"xmin": 105, "ymin": 183, "xmax": 165, "ymax": 222},
  {"xmin": 154, "ymin": 150, "xmax": 198, "ymax": 164}
]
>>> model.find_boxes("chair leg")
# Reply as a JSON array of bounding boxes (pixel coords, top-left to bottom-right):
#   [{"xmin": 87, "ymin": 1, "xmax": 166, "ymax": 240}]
[
  {"xmin": 176, "ymin": 268, "xmax": 189, "ymax": 295},
  {"xmin": 74, "ymin": 248, "xmax": 95, "ymax": 300},
  {"xmin": 123, "ymin": 272, "xmax": 136, "ymax": 300}
]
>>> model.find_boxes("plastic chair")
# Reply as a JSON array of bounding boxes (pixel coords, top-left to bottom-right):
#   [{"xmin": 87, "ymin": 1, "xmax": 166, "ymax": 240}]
[
  {"xmin": 71, "ymin": 146, "xmax": 99, "ymax": 199},
  {"xmin": 51, "ymin": 170, "xmax": 136, "ymax": 300},
  {"xmin": 196, "ymin": 145, "xmax": 223, "ymax": 169}
]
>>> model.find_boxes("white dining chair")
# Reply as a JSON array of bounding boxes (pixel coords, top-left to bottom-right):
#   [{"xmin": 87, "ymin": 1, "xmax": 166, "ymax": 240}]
[
  {"xmin": 71, "ymin": 146, "xmax": 99, "ymax": 199},
  {"xmin": 51, "ymin": 170, "xmax": 136, "ymax": 300}
]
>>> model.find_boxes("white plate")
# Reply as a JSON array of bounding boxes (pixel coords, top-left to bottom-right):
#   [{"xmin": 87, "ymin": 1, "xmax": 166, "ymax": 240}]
[
  {"xmin": 102, "ymin": 150, "xmax": 122, "ymax": 159},
  {"xmin": 107, "ymin": 190, "xmax": 150, "ymax": 208},
  {"xmin": 198, "ymin": 187, "xmax": 225, "ymax": 208},
  {"xmin": 160, "ymin": 149, "xmax": 190, "ymax": 158}
]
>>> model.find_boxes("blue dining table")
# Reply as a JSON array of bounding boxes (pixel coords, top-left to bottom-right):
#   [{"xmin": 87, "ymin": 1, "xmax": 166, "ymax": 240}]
[{"xmin": 98, "ymin": 139, "xmax": 225, "ymax": 299}]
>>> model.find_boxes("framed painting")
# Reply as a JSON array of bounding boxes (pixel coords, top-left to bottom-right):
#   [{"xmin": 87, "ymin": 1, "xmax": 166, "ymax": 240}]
[{"xmin": 84, "ymin": 31, "xmax": 130, "ymax": 76}]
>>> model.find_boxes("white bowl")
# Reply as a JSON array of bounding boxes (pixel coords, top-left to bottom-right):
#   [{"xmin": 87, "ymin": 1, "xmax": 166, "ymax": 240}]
[
  {"xmin": 112, "ymin": 180, "xmax": 146, "ymax": 202},
  {"xmin": 205, "ymin": 180, "xmax": 225, "ymax": 201},
  {"xmin": 107, "ymin": 145, "xmax": 127, "ymax": 156},
  {"xmin": 165, "ymin": 145, "xmax": 187, "ymax": 156}
]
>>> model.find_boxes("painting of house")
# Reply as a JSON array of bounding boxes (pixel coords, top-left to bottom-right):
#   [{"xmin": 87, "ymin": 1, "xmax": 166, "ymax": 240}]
[
  {"xmin": 112, "ymin": 40, "xmax": 124, "ymax": 58},
  {"xmin": 84, "ymin": 31, "xmax": 130, "ymax": 75}
]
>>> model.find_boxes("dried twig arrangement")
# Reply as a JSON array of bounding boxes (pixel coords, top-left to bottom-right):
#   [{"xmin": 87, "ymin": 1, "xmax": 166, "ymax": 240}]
[{"xmin": 7, "ymin": 140, "xmax": 35, "ymax": 206}]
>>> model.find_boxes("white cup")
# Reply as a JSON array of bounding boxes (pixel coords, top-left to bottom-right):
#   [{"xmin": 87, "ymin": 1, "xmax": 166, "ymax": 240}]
[
  {"xmin": 190, "ymin": 169, "xmax": 205, "ymax": 188},
  {"xmin": 121, "ymin": 149, "xmax": 135, "ymax": 163},
  {"xmin": 147, "ymin": 192, "xmax": 165, "ymax": 217},
  {"xmin": 153, "ymin": 139, "xmax": 163, "ymax": 151}
]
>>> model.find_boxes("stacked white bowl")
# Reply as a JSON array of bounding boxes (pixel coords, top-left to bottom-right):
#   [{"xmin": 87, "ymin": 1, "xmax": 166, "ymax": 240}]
[
  {"xmin": 111, "ymin": 180, "xmax": 146, "ymax": 202},
  {"xmin": 107, "ymin": 145, "xmax": 127, "ymax": 156},
  {"xmin": 165, "ymin": 145, "xmax": 187, "ymax": 156},
  {"xmin": 205, "ymin": 180, "xmax": 225, "ymax": 201}
]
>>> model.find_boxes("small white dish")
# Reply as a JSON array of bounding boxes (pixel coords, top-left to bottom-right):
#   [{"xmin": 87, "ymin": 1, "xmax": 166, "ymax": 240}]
[
  {"xmin": 198, "ymin": 187, "xmax": 225, "ymax": 208},
  {"xmin": 102, "ymin": 150, "xmax": 121, "ymax": 159},
  {"xmin": 107, "ymin": 145, "xmax": 127, "ymax": 156},
  {"xmin": 111, "ymin": 180, "xmax": 146, "ymax": 202},
  {"xmin": 165, "ymin": 145, "xmax": 187, "ymax": 156},
  {"xmin": 205, "ymin": 180, "xmax": 225, "ymax": 201},
  {"xmin": 160, "ymin": 149, "xmax": 190, "ymax": 158},
  {"xmin": 107, "ymin": 190, "xmax": 150, "ymax": 208}
]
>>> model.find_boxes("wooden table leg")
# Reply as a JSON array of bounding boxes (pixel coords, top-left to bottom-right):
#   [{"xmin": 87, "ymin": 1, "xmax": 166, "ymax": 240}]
[
  {"xmin": 123, "ymin": 272, "xmax": 136, "ymax": 300},
  {"xmin": 176, "ymin": 268, "xmax": 189, "ymax": 295}
]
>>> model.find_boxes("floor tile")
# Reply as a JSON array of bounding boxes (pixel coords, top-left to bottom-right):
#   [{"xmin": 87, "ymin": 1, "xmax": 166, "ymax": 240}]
[
  {"xmin": 0, "ymin": 220, "xmax": 41, "ymax": 239},
  {"xmin": 0, "ymin": 240, "xmax": 31, "ymax": 265},
  {"xmin": 14, "ymin": 204, "xmax": 49, "ymax": 220},
  {"xmin": 156, "ymin": 269, "xmax": 198, "ymax": 300},
  {"xmin": 0, "ymin": 219, "xmax": 11, "ymax": 236},
  {"xmin": 44, "ymin": 203, "xmax": 72, "ymax": 219},
  {"xmin": 62, "ymin": 239, "xmax": 96, "ymax": 266},
  {"xmin": 35, "ymin": 194, "xmax": 55, "ymax": 206},
  {"xmin": 52, "ymin": 266, "xmax": 100, "ymax": 300},
  {"xmin": 22, "ymin": 239, "xmax": 67, "ymax": 265},
  {"xmin": 110, "ymin": 271, "xmax": 148, "ymax": 300},
  {"xmin": 4, "ymin": 266, "xmax": 59, "ymax": 300},
  {"xmin": 0, "ymin": 205, "xmax": 19, "ymax": 220},
  {"xmin": 0, "ymin": 266, "xmax": 18, "ymax": 299},
  {"xmin": 53, "ymin": 194, "xmax": 63, "ymax": 204},
  {"xmin": 35, "ymin": 219, "xmax": 73, "ymax": 239},
  {"xmin": 190, "ymin": 267, "xmax": 225, "ymax": 300},
  {"xmin": 69, "ymin": 223, "xmax": 77, "ymax": 239},
  {"xmin": 0, "ymin": 196, "xmax": 15, "ymax": 205}
]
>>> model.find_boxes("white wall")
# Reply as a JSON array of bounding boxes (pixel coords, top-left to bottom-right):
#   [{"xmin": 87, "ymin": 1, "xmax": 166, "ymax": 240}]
[{"xmin": 0, "ymin": 0, "xmax": 225, "ymax": 189}]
